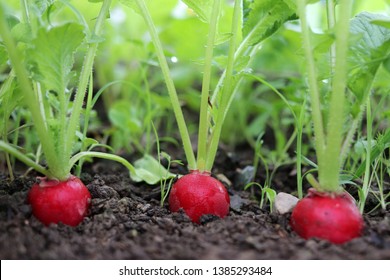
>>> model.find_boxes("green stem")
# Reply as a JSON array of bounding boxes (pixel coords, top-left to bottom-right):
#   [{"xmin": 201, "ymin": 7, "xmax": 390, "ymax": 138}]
[
  {"xmin": 82, "ymin": 72, "xmax": 94, "ymax": 152},
  {"xmin": 1, "ymin": 72, "xmax": 16, "ymax": 180},
  {"xmin": 326, "ymin": 0, "xmax": 336, "ymax": 71},
  {"xmin": 206, "ymin": 44, "xmax": 260, "ymax": 140},
  {"xmin": 64, "ymin": 0, "xmax": 112, "ymax": 173},
  {"xmin": 141, "ymin": 67, "xmax": 153, "ymax": 154},
  {"xmin": 205, "ymin": 0, "xmax": 241, "ymax": 171},
  {"xmin": 321, "ymin": 0, "xmax": 353, "ymax": 192},
  {"xmin": 306, "ymin": 173, "xmax": 322, "ymax": 190},
  {"xmin": 221, "ymin": 44, "xmax": 261, "ymax": 124},
  {"xmin": 135, "ymin": 0, "xmax": 196, "ymax": 170},
  {"xmin": 75, "ymin": 71, "xmax": 94, "ymax": 177},
  {"xmin": 207, "ymin": 0, "xmax": 286, "ymax": 145},
  {"xmin": 297, "ymin": 98, "xmax": 307, "ymax": 199},
  {"xmin": 20, "ymin": 0, "xmax": 30, "ymax": 24},
  {"xmin": 378, "ymin": 155, "xmax": 386, "ymax": 210},
  {"xmin": 0, "ymin": 140, "xmax": 51, "ymax": 177},
  {"xmin": 340, "ymin": 72, "xmax": 377, "ymax": 167},
  {"xmin": 359, "ymin": 98, "xmax": 372, "ymax": 213},
  {"xmin": 196, "ymin": 0, "xmax": 221, "ymax": 172},
  {"xmin": 69, "ymin": 151, "xmax": 135, "ymax": 174},
  {"xmin": 340, "ymin": 103, "xmax": 365, "ymax": 166},
  {"xmin": 297, "ymin": 0, "xmax": 326, "ymax": 180},
  {"xmin": 0, "ymin": 4, "xmax": 60, "ymax": 178},
  {"xmin": 11, "ymin": 112, "xmax": 22, "ymax": 169},
  {"xmin": 209, "ymin": 2, "xmax": 282, "ymax": 107}
]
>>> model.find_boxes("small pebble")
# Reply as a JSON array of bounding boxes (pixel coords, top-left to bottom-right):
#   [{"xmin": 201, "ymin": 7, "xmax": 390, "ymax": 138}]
[{"xmin": 275, "ymin": 192, "xmax": 299, "ymax": 215}]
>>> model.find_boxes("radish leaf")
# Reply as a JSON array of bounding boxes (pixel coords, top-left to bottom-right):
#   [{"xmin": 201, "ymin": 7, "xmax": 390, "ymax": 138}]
[
  {"xmin": 119, "ymin": 0, "xmax": 152, "ymax": 15},
  {"xmin": 182, "ymin": 0, "xmax": 212, "ymax": 23},
  {"xmin": 26, "ymin": 23, "xmax": 85, "ymax": 96},
  {"xmin": 10, "ymin": 22, "xmax": 33, "ymax": 43},
  {"xmin": 348, "ymin": 12, "xmax": 390, "ymax": 102},
  {"xmin": 354, "ymin": 128, "xmax": 390, "ymax": 178},
  {"xmin": 130, "ymin": 154, "xmax": 175, "ymax": 185},
  {"xmin": 243, "ymin": 0, "xmax": 297, "ymax": 46}
]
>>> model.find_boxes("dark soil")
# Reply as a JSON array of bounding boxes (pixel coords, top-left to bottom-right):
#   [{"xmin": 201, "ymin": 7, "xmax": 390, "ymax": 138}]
[{"xmin": 1, "ymin": 148, "xmax": 390, "ymax": 260}]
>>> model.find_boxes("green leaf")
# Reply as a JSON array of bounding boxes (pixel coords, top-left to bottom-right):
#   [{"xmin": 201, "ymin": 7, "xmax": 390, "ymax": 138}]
[
  {"xmin": 11, "ymin": 22, "xmax": 33, "ymax": 43},
  {"xmin": 263, "ymin": 187, "xmax": 277, "ymax": 211},
  {"xmin": 339, "ymin": 173, "xmax": 357, "ymax": 186},
  {"xmin": 215, "ymin": 32, "xmax": 232, "ymax": 45},
  {"xmin": 119, "ymin": 0, "xmax": 152, "ymax": 15},
  {"xmin": 354, "ymin": 129, "xmax": 390, "ymax": 178},
  {"xmin": 348, "ymin": 12, "xmax": 390, "ymax": 103},
  {"xmin": 75, "ymin": 131, "xmax": 100, "ymax": 147},
  {"xmin": 243, "ymin": 0, "xmax": 297, "ymax": 46},
  {"xmin": 33, "ymin": 0, "xmax": 56, "ymax": 16},
  {"xmin": 0, "ymin": 77, "xmax": 20, "ymax": 124},
  {"xmin": 26, "ymin": 23, "xmax": 85, "ymax": 95},
  {"xmin": 130, "ymin": 154, "xmax": 176, "ymax": 185},
  {"xmin": 354, "ymin": 139, "xmax": 377, "ymax": 156},
  {"xmin": 182, "ymin": 0, "xmax": 212, "ymax": 23},
  {"xmin": 5, "ymin": 14, "xmax": 20, "ymax": 29}
]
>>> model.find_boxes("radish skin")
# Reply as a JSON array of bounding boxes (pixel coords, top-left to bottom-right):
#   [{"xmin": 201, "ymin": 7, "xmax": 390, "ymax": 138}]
[
  {"xmin": 169, "ymin": 171, "xmax": 230, "ymax": 224},
  {"xmin": 290, "ymin": 188, "xmax": 364, "ymax": 244},
  {"xmin": 28, "ymin": 176, "xmax": 91, "ymax": 226}
]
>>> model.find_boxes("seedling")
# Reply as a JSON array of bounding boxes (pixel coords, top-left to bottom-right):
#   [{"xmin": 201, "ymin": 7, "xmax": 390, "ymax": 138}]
[
  {"xmin": 244, "ymin": 182, "xmax": 276, "ymax": 212},
  {"xmin": 0, "ymin": 0, "xmax": 136, "ymax": 226},
  {"xmin": 120, "ymin": 0, "xmax": 296, "ymax": 223}
]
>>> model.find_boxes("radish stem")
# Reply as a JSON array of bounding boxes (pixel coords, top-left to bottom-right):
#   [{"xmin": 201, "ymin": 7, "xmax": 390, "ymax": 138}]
[
  {"xmin": 0, "ymin": 140, "xmax": 51, "ymax": 177},
  {"xmin": 359, "ymin": 98, "xmax": 372, "ymax": 213},
  {"xmin": 196, "ymin": 0, "xmax": 221, "ymax": 172},
  {"xmin": 65, "ymin": 0, "xmax": 112, "ymax": 174},
  {"xmin": 297, "ymin": 0, "xmax": 353, "ymax": 192},
  {"xmin": 322, "ymin": 0, "xmax": 353, "ymax": 192},
  {"xmin": 69, "ymin": 151, "xmax": 135, "ymax": 174},
  {"xmin": 0, "ymin": 4, "xmax": 59, "ymax": 178},
  {"xmin": 297, "ymin": 0, "xmax": 325, "ymax": 174},
  {"xmin": 135, "ymin": 0, "xmax": 196, "ymax": 170},
  {"xmin": 205, "ymin": 0, "xmax": 241, "ymax": 171}
]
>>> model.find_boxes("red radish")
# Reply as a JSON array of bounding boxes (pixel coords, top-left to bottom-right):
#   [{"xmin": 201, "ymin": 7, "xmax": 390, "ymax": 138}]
[
  {"xmin": 169, "ymin": 171, "xmax": 230, "ymax": 224},
  {"xmin": 28, "ymin": 176, "xmax": 91, "ymax": 226},
  {"xmin": 290, "ymin": 188, "xmax": 364, "ymax": 244},
  {"xmin": 0, "ymin": 2, "xmax": 114, "ymax": 227}
]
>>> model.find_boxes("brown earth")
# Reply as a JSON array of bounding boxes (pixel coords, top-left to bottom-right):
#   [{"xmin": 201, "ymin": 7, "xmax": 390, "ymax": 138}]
[{"xmin": 0, "ymin": 148, "xmax": 389, "ymax": 260}]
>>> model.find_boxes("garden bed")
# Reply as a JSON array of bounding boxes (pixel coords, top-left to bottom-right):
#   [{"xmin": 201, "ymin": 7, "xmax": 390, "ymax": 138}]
[
  {"xmin": 1, "ymin": 148, "xmax": 389, "ymax": 260},
  {"xmin": 2, "ymin": 0, "xmax": 390, "ymax": 261}
]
